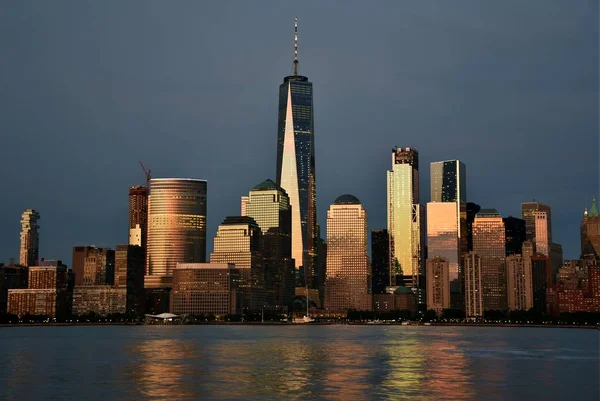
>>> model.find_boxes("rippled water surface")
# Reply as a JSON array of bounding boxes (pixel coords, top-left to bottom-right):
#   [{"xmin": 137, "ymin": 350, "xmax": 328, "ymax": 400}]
[{"xmin": 0, "ymin": 325, "xmax": 598, "ymax": 400}]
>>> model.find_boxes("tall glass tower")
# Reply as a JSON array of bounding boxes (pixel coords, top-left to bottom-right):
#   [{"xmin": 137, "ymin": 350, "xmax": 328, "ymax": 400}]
[{"xmin": 276, "ymin": 19, "xmax": 317, "ymax": 287}]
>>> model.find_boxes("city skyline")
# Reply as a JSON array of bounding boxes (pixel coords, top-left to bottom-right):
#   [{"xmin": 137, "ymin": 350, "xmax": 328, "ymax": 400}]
[{"xmin": 0, "ymin": 3, "xmax": 597, "ymax": 264}]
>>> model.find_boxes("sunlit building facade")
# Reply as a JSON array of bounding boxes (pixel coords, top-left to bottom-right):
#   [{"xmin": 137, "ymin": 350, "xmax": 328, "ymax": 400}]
[
  {"xmin": 387, "ymin": 147, "xmax": 424, "ymax": 307},
  {"xmin": 171, "ymin": 263, "xmax": 241, "ymax": 316},
  {"xmin": 581, "ymin": 196, "xmax": 600, "ymax": 258},
  {"xmin": 473, "ymin": 209, "xmax": 507, "ymax": 310},
  {"xmin": 210, "ymin": 216, "xmax": 265, "ymax": 311},
  {"xmin": 325, "ymin": 195, "xmax": 371, "ymax": 312},
  {"xmin": 145, "ymin": 178, "xmax": 207, "ymax": 289},
  {"xmin": 427, "ymin": 202, "xmax": 460, "ymax": 300},
  {"xmin": 426, "ymin": 257, "xmax": 450, "ymax": 316},
  {"xmin": 521, "ymin": 202, "xmax": 552, "ymax": 255},
  {"xmin": 129, "ymin": 185, "xmax": 148, "ymax": 247},
  {"xmin": 463, "ymin": 252, "xmax": 483, "ymax": 318},
  {"xmin": 506, "ymin": 255, "xmax": 533, "ymax": 311},
  {"xmin": 19, "ymin": 209, "xmax": 40, "ymax": 267},
  {"xmin": 275, "ymin": 20, "xmax": 317, "ymax": 288},
  {"xmin": 82, "ymin": 248, "xmax": 115, "ymax": 286},
  {"xmin": 114, "ymin": 244, "xmax": 145, "ymax": 315},
  {"xmin": 244, "ymin": 179, "xmax": 295, "ymax": 308}
]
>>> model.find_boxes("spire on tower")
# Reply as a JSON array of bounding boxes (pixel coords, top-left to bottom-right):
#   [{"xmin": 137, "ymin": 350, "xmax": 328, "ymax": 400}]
[
  {"xmin": 590, "ymin": 195, "xmax": 599, "ymax": 216},
  {"xmin": 293, "ymin": 17, "xmax": 299, "ymax": 76}
]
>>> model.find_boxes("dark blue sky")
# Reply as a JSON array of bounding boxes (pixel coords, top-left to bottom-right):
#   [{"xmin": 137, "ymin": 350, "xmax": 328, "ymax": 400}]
[{"xmin": 0, "ymin": 1, "xmax": 597, "ymax": 264}]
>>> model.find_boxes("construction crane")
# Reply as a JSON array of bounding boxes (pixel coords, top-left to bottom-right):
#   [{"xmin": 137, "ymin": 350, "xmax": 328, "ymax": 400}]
[{"xmin": 139, "ymin": 161, "xmax": 151, "ymax": 192}]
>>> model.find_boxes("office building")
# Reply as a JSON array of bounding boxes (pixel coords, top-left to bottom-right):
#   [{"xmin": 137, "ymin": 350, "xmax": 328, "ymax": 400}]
[
  {"xmin": 114, "ymin": 244, "xmax": 145, "ymax": 315},
  {"xmin": 550, "ymin": 243, "xmax": 563, "ymax": 277},
  {"xmin": 7, "ymin": 262, "xmax": 70, "ymax": 319},
  {"xmin": 146, "ymin": 178, "xmax": 207, "ymax": 289},
  {"xmin": 387, "ymin": 147, "xmax": 424, "ymax": 307},
  {"xmin": 275, "ymin": 19, "xmax": 318, "ymax": 287},
  {"xmin": 19, "ymin": 209, "xmax": 40, "ymax": 267},
  {"xmin": 0, "ymin": 265, "xmax": 28, "ymax": 313},
  {"xmin": 72, "ymin": 286, "xmax": 126, "ymax": 315},
  {"xmin": 210, "ymin": 216, "xmax": 265, "ymax": 311},
  {"xmin": 72, "ymin": 246, "xmax": 115, "ymax": 287},
  {"xmin": 530, "ymin": 254, "xmax": 551, "ymax": 313},
  {"xmin": 521, "ymin": 202, "xmax": 552, "ymax": 256},
  {"xmin": 129, "ymin": 185, "xmax": 148, "ymax": 248},
  {"xmin": 325, "ymin": 195, "xmax": 371, "ymax": 312},
  {"xmin": 473, "ymin": 209, "xmax": 507, "ymax": 310},
  {"xmin": 426, "ymin": 257, "xmax": 450, "ymax": 316},
  {"xmin": 463, "ymin": 252, "xmax": 483, "ymax": 318},
  {"xmin": 244, "ymin": 179, "xmax": 295, "ymax": 308},
  {"xmin": 430, "ymin": 160, "xmax": 467, "ymax": 252},
  {"xmin": 171, "ymin": 263, "xmax": 241, "ymax": 316},
  {"xmin": 466, "ymin": 202, "xmax": 481, "ymax": 252},
  {"xmin": 427, "ymin": 202, "xmax": 460, "ymax": 304},
  {"xmin": 581, "ymin": 196, "xmax": 600, "ymax": 258},
  {"xmin": 503, "ymin": 216, "xmax": 526, "ymax": 256},
  {"xmin": 506, "ymin": 255, "xmax": 533, "ymax": 311},
  {"xmin": 371, "ymin": 229, "xmax": 389, "ymax": 294}
]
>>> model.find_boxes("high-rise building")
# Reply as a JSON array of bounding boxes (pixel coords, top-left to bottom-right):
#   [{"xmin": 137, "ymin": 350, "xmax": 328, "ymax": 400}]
[
  {"xmin": 244, "ymin": 179, "xmax": 295, "ymax": 308},
  {"xmin": 128, "ymin": 185, "xmax": 148, "ymax": 247},
  {"xmin": 506, "ymin": 255, "xmax": 533, "ymax": 311},
  {"xmin": 19, "ymin": 209, "xmax": 40, "ymax": 267},
  {"xmin": 170, "ymin": 263, "xmax": 241, "ymax": 316},
  {"xmin": 581, "ymin": 196, "xmax": 600, "ymax": 258},
  {"xmin": 463, "ymin": 252, "xmax": 483, "ymax": 318},
  {"xmin": 325, "ymin": 195, "xmax": 371, "ymax": 312},
  {"xmin": 473, "ymin": 209, "xmax": 507, "ymax": 310},
  {"xmin": 550, "ymin": 243, "xmax": 563, "ymax": 278},
  {"xmin": 145, "ymin": 178, "xmax": 207, "ymax": 289},
  {"xmin": 371, "ymin": 229, "xmax": 389, "ymax": 294},
  {"xmin": 72, "ymin": 246, "xmax": 114, "ymax": 287},
  {"xmin": 114, "ymin": 244, "xmax": 145, "ymax": 315},
  {"xmin": 426, "ymin": 202, "xmax": 460, "ymax": 304},
  {"xmin": 521, "ymin": 202, "xmax": 552, "ymax": 256},
  {"xmin": 503, "ymin": 216, "xmax": 526, "ymax": 256},
  {"xmin": 387, "ymin": 147, "xmax": 424, "ymax": 307},
  {"xmin": 275, "ymin": 19, "xmax": 317, "ymax": 288},
  {"xmin": 466, "ymin": 202, "xmax": 481, "ymax": 252},
  {"xmin": 530, "ymin": 254, "xmax": 551, "ymax": 313},
  {"xmin": 0, "ymin": 265, "xmax": 28, "ymax": 313},
  {"xmin": 426, "ymin": 257, "xmax": 450, "ymax": 316},
  {"xmin": 210, "ymin": 216, "xmax": 265, "ymax": 311},
  {"xmin": 430, "ymin": 160, "xmax": 467, "ymax": 252}
]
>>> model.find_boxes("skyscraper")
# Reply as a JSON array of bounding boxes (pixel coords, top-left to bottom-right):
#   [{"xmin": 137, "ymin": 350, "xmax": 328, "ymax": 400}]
[
  {"xmin": 503, "ymin": 216, "xmax": 526, "ymax": 256},
  {"xmin": 145, "ymin": 178, "xmax": 207, "ymax": 289},
  {"xmin": 210, "ymin": 216, "xmax": 265, "ymax": 311},
  {"xmin": 387, "ymin": 147, "xmax": 424, "ymax": 307},
  {"xmin": 325, "ymin": 195, "xmax": 371, "ymax": 312},
  {"xmin": 581, "ymin": 196, "xmax": 600, "ymax": 258},
  {"xmin": 430, "ymin": 160, "xmax": 467, "ymax": 252},
  {"xmin": 371, "ymin": 229, "xmax": 389, "ymax": 294},
  {"xmin": 473, "ymin": 209, "xmax": 507, "ymax": 310},
  {"xmin": 427, "ymin": 202, "xmax": 460, "ymax": 304},
  {"xmin": 426, "ymin": 256, "xmax": 450, "ymax": 316},
  {"xmin": 19, "ymin": 209, "xmax": 40, "ymax": 267},
  {"xmin": 466, "ymin": 202, "xmax": 481, "ymax": 252},
  {"xmin": 521, "ymin": 201, "xmax": 552, "ymax": 256},
  {"xmin": 244, "ymin": 179, "xmax": 295, "ymax": 308},
  {"xmin": 114, "ymin": 244, "xmax": 145, "ymax": 315},
  {"xmin": 275, "ymin": 19, "xmax": 317, "ymax": 288},
  {"xmin": 463, "ymin": 252, "xmax": 483, "ymax": 318},
  {"xmin": 506, "ymin": 255, "xmax": 533, "ymax": 311},
  {"xmin": 72, "ymin": 246, "xmax": 114, "ymax": 287},
  {"xmin": 128, "ymin": 185, "xmax": 148, "ymax": 248}
]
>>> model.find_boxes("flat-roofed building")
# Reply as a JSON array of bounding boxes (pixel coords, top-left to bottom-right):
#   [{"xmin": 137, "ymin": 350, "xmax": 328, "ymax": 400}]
[
  {"xmin": 170, "ymin": 263, "xmax": 241, "ymax": 316},
  {"xmin": 72, "ymin": 286, "xmax": 126, "ymax": 315},
  {"xmin": 426, "ymin": 256, "xmax": 450, "ymax": 316}
]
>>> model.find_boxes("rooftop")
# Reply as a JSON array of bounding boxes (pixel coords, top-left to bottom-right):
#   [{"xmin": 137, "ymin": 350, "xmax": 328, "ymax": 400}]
[
  {"xmin": 476, "ymin": 208, "xmax": 502, "ymax": 218},
  {"xmin": 333, "ymin": 194, "xmax": 361, "ymax": 205},
  {"xmin": 251, "ymin": 179, "xmax": 282, "ymax": 192}
]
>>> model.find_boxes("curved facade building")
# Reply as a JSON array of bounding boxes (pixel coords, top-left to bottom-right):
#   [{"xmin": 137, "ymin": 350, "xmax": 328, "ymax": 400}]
[{"xmin": 145, "ymin": 178, "xmax": 207, "ymax": 289}]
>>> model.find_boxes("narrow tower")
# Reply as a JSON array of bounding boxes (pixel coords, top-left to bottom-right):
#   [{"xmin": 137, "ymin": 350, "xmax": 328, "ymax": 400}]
[
  {"xmin": 19, "ymin": 209, "xmax": 40, "ymax": 267},
  {"xmin": 276, "ymin": 18, "xmax": 317, "ymax": 288}
]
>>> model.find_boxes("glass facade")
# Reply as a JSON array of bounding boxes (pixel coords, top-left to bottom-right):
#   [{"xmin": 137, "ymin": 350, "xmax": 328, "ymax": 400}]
[
  {"xmin": 521, "ymin": 202, "xmax": 552, "ymax": 255},
  {"xmin": 325, "ymin": 195, "xmax": 371, "ymax": 312},
  {"xmin": 145, "ymin": 178, "xmax": 207, "ymax": 289},
  {"xmin": 210, "ymin": 216, "xmax": 266, "ymax": 311},
  {"xmin": 387, "ymin": 147, "xmax": 425, "ymax": 307},
  {"xmin": 473, "ymin": 209, "xmax": 507, "ymax": 310},
  {"xmin": 19, "ymin": 209, "xmax": 40, "ymax": 267},
  {"xmin": 245, "ymin": 179, "xmax": 295, "ymax": 308},
  {"xmin": 427, "ymin": 202, "xmax": 460, "ymax": 295},
  {"xmin": 371, "ymin": 229, "xmax": 389, "ymax": 294}
]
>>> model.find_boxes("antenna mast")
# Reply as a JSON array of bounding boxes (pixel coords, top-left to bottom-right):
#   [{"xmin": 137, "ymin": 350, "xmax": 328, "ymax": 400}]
[{"xmin": 293, "ymin": 17, "xmax": 299, "ymax": 76}]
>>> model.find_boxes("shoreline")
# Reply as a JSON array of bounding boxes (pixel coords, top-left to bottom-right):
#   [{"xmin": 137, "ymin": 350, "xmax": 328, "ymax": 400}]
[{"xmin": 1, "ymin": 322, "xmax": 597, "ymax": 329}]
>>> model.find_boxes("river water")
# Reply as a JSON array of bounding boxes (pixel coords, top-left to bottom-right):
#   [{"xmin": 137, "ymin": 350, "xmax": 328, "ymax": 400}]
[{"xmin": 0, "ymin": 325, "xmax": 597, "ymax": 400}]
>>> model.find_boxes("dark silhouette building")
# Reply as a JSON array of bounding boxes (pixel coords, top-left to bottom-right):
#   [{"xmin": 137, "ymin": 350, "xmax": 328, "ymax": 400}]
[
  {"xmin": 128, "ymin": 185, "xmax": 148, "ymax": 249},
  {"xmin": 114, "ymin": 244, "xmax": 145, "ymax": 315},
  {"xmin": 371, "ymin": 229, "xmax": 390, "ymax": 294},
  {"xmin": 466, "ymin": 202, "xmax": 481, "ymax": 252},
  {"xmin": 503, "ymin": 216, "xmax": 526, "ymax": 256},
  {"xmin": 581, "ymin": 196, "xmax": 600, "ymax": 258}
]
